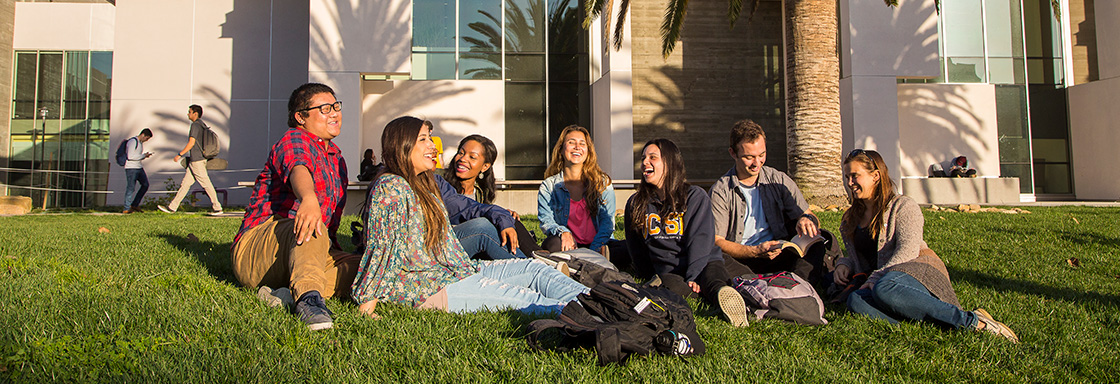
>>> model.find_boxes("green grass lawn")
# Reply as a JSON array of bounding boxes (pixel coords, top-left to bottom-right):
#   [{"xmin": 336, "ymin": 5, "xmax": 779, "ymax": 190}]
[{"xmin": 1, "ymin": 207, "xmax": 1118, "ymax": 382}]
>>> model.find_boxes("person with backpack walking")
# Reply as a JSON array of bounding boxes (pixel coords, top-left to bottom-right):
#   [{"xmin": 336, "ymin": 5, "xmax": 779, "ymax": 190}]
[
  {"xmin": 624, "ymin": 138, "xmax": 750, "ymax": 327},
  {"xmin": 121, "ymin": 128, "xmax": 153, "ymax": 213},
  {"xmin": 158, "ymin": 104, "xmax": 223, "ymax": 215},
  {"xmin": 834, "ymin": 149, "xmax": 1018, "ymax": 342},
  {"xmin": 350, "ymin": 116, "xmax": 588, "ymax": 318}
]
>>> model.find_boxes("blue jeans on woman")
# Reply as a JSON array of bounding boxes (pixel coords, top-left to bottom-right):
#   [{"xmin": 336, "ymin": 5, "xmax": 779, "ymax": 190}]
[
  {"xmin": 453, "ymin": 218, "xmax": 526, "ymax": 260},
  {"xmin": 445, "ymin": 259, "xmax": 589, "ymax": 314},
  {"xmin": 847, "ymin": 271, "xmax": 977, "ymax": 329}
]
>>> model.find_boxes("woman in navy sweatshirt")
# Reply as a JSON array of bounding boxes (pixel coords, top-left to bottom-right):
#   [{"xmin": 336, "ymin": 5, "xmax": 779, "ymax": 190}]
[{"xmin": 624, "ymin": 138, "xmax": 750, "ymax": 327}]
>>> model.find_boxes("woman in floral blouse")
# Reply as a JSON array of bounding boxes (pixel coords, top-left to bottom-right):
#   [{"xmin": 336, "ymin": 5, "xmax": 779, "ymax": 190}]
[{"xmin": 351, "ymin": 116, "xmax": 588, "ymax": 316}]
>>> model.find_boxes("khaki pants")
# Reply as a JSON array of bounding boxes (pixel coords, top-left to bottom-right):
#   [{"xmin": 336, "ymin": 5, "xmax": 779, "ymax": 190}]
[
  {"xmin": 231, "ymin": 216, "xmax": 360, "ymax": 300},
  {"xmin": 169, "ymin": 159, "xmax": 222, "ymax": 211}
]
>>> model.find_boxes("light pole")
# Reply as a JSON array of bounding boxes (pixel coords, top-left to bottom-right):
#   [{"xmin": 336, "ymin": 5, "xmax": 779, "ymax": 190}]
[{"xmin": 38, "ymin": 108, "xmax": 48, "ymax": 207}]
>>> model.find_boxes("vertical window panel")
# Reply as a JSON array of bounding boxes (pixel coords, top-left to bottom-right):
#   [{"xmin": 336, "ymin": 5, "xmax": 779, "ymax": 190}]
[
  {"xmin": 505, "ymin": 0, "xmax": 545, "ymax": 53},
  {"xmin": 64, "ymin": 51, "xmax": 89, "ymax": 119}
]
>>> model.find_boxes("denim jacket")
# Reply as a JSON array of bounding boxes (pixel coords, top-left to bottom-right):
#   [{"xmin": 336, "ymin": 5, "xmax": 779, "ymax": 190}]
[{"xmin": 537, "ymin": 171, "xmax": 616, "ymax": 251}]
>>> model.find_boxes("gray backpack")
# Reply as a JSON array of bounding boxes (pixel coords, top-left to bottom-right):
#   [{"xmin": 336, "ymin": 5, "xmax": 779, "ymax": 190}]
[
  {"xmin": 199, "ymin": 121, "xmax": 220, "ymax": 159},
  {"xmin": 732, "ymin": 271, "xmax": 828, "ymax": 325}
]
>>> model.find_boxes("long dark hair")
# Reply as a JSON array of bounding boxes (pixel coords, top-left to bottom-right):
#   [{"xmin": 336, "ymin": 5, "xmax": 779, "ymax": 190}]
[
  {"xmin": 840, "ymin": 149, "xmax": 897, "ymax": 241},
  {"xmin": 544, "ymin": 125, "xmax": 610, "ymax": 217},
  {"xmin": 628, "ymin": 139, "xmax": 690, "ymax": 237},
  {"xmin": 442, "ymin": 135, "xmax": 498, "ymax": 204},
  {"xmin": 379, "ymin": 116, "xmax": 447, "ymax": 255}
]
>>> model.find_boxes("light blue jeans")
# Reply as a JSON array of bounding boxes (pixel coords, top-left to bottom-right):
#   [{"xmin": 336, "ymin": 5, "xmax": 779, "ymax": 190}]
[
  {"xmin": 453, "ymin": 218, "xmax": 526, "ymax": 260},
  {"xmin": 848, "ymin": 271, "xmax": 978, "ymax": 329},
  {"xmin": 445, "ymin": 259, "xmax": 589, "ymax": 314}
]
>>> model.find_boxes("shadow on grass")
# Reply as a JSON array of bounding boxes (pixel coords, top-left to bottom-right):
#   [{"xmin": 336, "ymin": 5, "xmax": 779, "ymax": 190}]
[
  {"xmin": 156, "ymin": 233, "xmax": 238, "ymax": 285},
  {"xmin": 947, "ymin": 266, "xmax": 1120, "ymax": 309}
]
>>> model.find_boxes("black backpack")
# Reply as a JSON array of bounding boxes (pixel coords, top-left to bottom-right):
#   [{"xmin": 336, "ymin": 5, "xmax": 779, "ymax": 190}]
[{"xmin": 527, "ymin": 281, "xmax": 705, "ymax": 365}]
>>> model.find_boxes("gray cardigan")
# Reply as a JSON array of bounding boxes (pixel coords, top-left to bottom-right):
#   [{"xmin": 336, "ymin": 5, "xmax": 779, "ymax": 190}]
[
  {"xmin": 838, "ymin": 195, "xmax": 959, "ymax": 307},
  {"xmin": 708, "ymin": 166, "xmax": 813, "ymax": 244}
]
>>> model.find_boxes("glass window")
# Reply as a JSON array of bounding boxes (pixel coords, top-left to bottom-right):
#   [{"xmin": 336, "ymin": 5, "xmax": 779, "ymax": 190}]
[
  {"xmin": 459, "ymin": 52, "xmax": 501, "ymax": 79},
  {"xmin": 504, "ymin": 82, "xmax": 546, "ymax": 179},
  {"xmin": 988, "ymin": 57, "xmax": 1026, "ymax": 84},
  {"xmin": 941, "ymin": 0, "xmax": 985, "ymax": 57},
  {"xmin": 505, "ymin": 0, "xmax": 545, "ymax": 53},
  {"xmin": 999, "ymin": 164, "xmax": 1033, "ymax": 194},
  {"xmin": 1033, "ymin": 163, "xmax": 1071, "ymax": 194},
  {"xmin": 506, "ymin": 53, "xmax": 545, "ymax": 81},
  {"xmin": 64, "ymin": 52, "xmax": 89, "ymax": 119},
  {"xmin": 461, "ymin": 0, "xmax": 501, "ymax": 53},
  {"xmin": 37, "ymin": 53, "xmax": 63, "ymax": 120},
  {"xmin": 413, "ymin": 0, "xmax": 456, "ymax": 51},
  {"xmin": 411, "ymin": 52, "xmax": 456, "ymax": 80},
  {"xmin": 13, "ymin": 53, "xmax": 38, "ymax": 120},
  {"xmin": 945, "ymin": 57, "xmax": 986, "ymax": 83},
  {"xmin": 89, "ymin": 52, "xmax": 112, "ymax": 120}
]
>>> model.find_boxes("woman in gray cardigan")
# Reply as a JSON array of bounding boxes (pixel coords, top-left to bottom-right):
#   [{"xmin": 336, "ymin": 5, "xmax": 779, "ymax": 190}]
[{"xmin": 833, "ymin": 149, "xmax": 1018, "ymax": 342}]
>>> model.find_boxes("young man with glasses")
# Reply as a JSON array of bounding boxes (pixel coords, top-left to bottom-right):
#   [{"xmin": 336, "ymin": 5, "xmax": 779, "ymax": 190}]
[
  {"xmin": 231, "ymin": 83, "xmax": 358, "ymax": 331},
  {"xmin": 159, "ymin": 104, "xmax": 223, "ymax": 215},
  {"xmin": 708, "ymin": 119, "xmax": 835, "ymax": 287}
]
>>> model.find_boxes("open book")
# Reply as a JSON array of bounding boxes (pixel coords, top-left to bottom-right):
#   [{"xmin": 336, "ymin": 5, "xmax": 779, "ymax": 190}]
[{"xmin": 771, "ymin": 233, "xmax": 825, "ymax": 258}]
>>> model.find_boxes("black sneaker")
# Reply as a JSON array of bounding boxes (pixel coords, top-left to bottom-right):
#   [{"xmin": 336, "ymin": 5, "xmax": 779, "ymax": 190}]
[{"xmin": 294, "ymin": 291, "xmax": 333, "ymax": 331}]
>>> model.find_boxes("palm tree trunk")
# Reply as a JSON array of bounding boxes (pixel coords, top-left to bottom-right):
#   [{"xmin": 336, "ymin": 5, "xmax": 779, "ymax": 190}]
[{"xmin": 784, "ymin": 0, "xmax": 845, "ymax": 205}]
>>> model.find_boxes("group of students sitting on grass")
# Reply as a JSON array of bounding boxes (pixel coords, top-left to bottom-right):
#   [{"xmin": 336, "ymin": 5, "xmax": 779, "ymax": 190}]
[{"xmin": 232, "ymin": 82, "xmax": 1018, "ymax": 344}]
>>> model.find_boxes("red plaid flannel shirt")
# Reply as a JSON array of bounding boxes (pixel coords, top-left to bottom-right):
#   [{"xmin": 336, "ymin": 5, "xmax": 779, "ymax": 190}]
[{"xmin": 235, "ymin": 128, "xmax": 348, "ymax": 245}]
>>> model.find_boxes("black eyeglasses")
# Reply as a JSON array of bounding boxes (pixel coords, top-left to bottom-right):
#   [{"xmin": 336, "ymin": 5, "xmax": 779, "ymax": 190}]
[{"xmin": 298, "ymin": 101, "xmax": 342, "ymax": 114}]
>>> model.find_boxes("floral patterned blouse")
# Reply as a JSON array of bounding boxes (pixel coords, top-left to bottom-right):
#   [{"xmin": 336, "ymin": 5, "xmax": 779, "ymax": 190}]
[{"xmin": 351, "ymin": 173, "xmax": 480, "ymax": 307}]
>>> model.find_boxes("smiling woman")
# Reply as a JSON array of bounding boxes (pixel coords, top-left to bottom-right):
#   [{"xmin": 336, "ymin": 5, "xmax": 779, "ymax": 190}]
[
  {"xmin": 349, "ymin": 116, "xmax": 589, "ymax": 316},
  {"xmin": 441, "ymin": 135, "xmax": 545, "ymax": 257},
  {"xmin": 536, "ymin": 125, "xmax": 618, "ymax": 256}
]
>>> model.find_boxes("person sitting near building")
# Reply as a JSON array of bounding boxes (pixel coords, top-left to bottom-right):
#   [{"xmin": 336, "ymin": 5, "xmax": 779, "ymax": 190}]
[
  {"xmin": 537, "ymin": 125, "xmax": 619, "ymax": 258},
  {"xmin": 709, "ymin": 119, "xmax": 832, "ymax": 286},
  {"xmin": 357, "ymin": 148, "xmax": 379, "ymax": 181},
  {"xmin": 230, "ymin": 83, "xmax": 359, "ymax": 331},
  {"xmin": 351, "ymin": 116, "xmax": 588, "ymax": 317},
  {"xmin": 442, "ymin": 134, "xmax": 544, "ymax": 257},
  {"xmin": 834, "ymin": 149, "xmax": 1018, "ymax": 342},
  {"xmin": 625, "ymin": 138, "xmax": 749, "ymax": 327},
  {"xmin": 949, "ymin": 155, "xmax": 977, "ymax": 178}
]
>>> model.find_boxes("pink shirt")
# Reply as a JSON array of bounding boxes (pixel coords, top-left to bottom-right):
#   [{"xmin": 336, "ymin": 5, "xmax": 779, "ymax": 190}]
[{"xmin": 567, "ymin": 198, "xmax": 596, "ymax": 245}]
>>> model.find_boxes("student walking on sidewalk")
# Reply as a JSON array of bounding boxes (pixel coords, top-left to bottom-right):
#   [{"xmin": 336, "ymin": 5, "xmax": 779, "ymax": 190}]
[{"xmin": 159, "ymin": 104, "xmax": 223, "ymax": 215}]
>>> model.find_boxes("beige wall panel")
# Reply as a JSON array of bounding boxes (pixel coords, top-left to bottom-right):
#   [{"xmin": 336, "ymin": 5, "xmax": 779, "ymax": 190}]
[
  {"xmin": 13, "ymin": 3, "xmax": 114, "ymax": 50},
  {"xmin": 840, "ymin": 76, "xmax": 902, "ymax": 182},
  {"xmin": 1096, "ymin": 0, "xmax": 1120, "ymax": 79},
  {"xmin": 360, "ymin": 80, "xmax": 506, "ymax": 179},
  {"xmin": 189, "ymin": 1, "xmax": 234, "ymax": 102},
  {"xmin": 1069, "ymin": 77, "xmax": 1120, "ymax": 200},
  {"xmin": 897, "ymin": 83, "xmax": 1000, "ymax": 179},
  {"xmin": 113, "ymin": 0, "xmax": 194, "ymax": 100},
  {"xmin": 591, "ymin": 71, "xmax": 634, "ymax": 180},
  {"xmin": 841, "ymin": 0, "xmax": 939, "ymax": 78},
  {"xmin": 309, "ymin": 71, "xmax": 362, "ymax": 171},
  {"xmin": 309, "ymin": 0, "xmax": 411, "ymax": 74}
]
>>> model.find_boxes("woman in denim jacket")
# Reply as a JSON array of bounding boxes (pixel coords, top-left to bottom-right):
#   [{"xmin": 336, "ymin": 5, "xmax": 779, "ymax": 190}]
[{"xmin": 537, "ymin": 125, "xmax": 616, "ymax": 256}]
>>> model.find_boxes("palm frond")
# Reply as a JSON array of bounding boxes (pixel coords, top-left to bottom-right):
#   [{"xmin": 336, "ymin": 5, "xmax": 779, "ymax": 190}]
[
  {"xmin": 612, "ymin": 0, "xmax": 631, "ymax": 50},
  {"xmin": 659, "ymin": 0, "xmax": 689, "ymax": 57},
  {"xmin": 729, "ymin": 0, "xmax": 763, "ymax": 29}
]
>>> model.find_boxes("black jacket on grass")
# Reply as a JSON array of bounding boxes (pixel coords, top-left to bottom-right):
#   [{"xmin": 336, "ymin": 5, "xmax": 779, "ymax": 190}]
[{"xmin": 625, "ymin": 185, "xmax": 723, "ymax": 282}]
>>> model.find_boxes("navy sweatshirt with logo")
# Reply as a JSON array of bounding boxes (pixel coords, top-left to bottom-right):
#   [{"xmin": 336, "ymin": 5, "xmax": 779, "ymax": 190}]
[{"xmin": 625, "ymin": 185, "xmax": 723, "ymax": 282}]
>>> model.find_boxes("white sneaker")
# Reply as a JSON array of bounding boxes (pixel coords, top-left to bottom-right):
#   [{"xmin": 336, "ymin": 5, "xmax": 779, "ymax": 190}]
[
  {"xmin": 157, "ymin": 205, "xmax": 175, "ymax": 213},
  {"xmin": 717, "ymin": 286, "xmax": 749, "ymax": 327}
]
